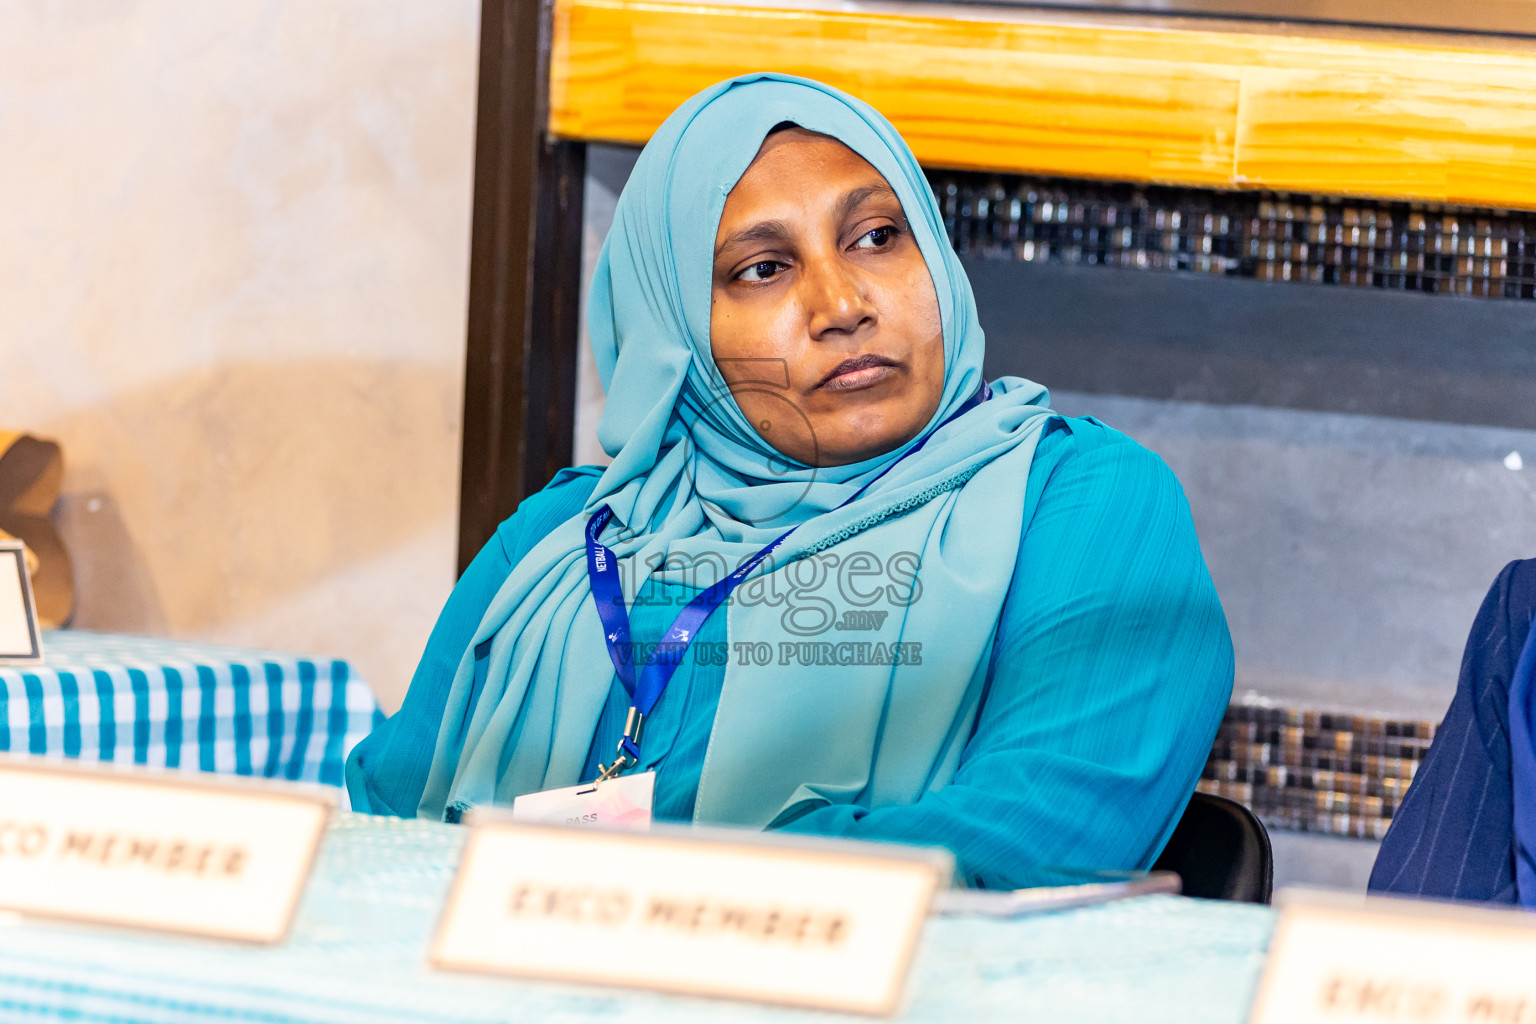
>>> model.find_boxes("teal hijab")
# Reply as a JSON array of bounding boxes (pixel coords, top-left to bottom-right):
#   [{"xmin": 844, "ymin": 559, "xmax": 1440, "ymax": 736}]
[{"xmin": 419, "ymin": 73, "xmax": 1057, "ymax": 826}]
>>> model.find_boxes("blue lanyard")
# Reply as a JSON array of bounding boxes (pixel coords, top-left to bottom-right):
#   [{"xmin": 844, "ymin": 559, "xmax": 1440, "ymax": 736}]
[{"xmin": 584, "ymin": 382, "xmax": 990, "ymax": 781}]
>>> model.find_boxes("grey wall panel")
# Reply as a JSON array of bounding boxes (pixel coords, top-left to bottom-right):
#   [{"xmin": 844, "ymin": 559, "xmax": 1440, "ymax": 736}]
[
  {"xmin": 1050, "ymin": 389, "xmax": 1536, "ymax": 719},
  {"xmin": 968, "ymin": 258, "xmax": 1536, "ymax": 431}
]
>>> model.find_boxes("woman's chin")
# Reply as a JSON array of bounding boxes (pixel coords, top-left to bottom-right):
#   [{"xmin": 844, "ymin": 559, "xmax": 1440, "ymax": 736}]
[{"xmin": 808, "ymin": 426, "xmax": 920, "ymax": 467}]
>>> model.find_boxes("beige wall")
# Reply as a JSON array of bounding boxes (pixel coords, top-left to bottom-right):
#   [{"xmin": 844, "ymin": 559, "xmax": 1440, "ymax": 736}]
[{"xmin": 0, "ymin": 2, "xmax": 481, "ymax": 711}]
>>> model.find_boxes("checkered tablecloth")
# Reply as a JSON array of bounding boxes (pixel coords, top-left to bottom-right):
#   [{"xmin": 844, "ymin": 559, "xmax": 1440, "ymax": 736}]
[
  {"xmin": 0, "ymin": 812, "xmax": 1277, "ymax": 1024},
  {"xmin": 0, "ymin": 631, "xmax": 383, "ymax": 787}
]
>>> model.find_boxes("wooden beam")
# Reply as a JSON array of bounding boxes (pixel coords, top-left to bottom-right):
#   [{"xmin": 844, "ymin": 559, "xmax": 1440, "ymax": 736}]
[
  {"xmin": 549, "ymin": 0, "xmax": 1536, "ymax": 210},
  {"xmin": 460, "ymin": 0, "xmax": 586, "ymax": 576}
]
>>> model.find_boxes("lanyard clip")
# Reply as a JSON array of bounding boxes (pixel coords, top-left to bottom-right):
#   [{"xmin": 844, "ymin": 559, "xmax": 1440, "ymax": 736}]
[
  {"xmin": 594, "ymin": 752, "xmax": 634, "ymax": 783},
  {"xmin": 596, "ymin": 707, "xmax": 646, "ymax": 783}
]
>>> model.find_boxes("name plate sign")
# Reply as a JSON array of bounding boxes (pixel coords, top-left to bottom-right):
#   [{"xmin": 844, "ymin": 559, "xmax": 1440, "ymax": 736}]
[
  {"xmin": 0, "ymin": 758, "xmax": 331, "ymax": 942},
  {"xmin": 431, "ymin": 817, "xmax": 950, "ymax": 1016},
  {"xmin": 1249, "ymin": 890, "xmax": 1536, "ymax": 1024},
  {"xmin": 0, "ymin": 541, "xmax": 42, "ymax": 665}
]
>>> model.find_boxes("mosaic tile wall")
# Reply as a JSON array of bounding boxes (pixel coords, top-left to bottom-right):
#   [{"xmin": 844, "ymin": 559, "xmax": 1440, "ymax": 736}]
[
  {"xmin": 1198, "ymin": 703, "xmax": 1436, "ymax": 839},
  {"xmin": 929, "ymin": 172, "xmax": 1536, "ymax": 300}
]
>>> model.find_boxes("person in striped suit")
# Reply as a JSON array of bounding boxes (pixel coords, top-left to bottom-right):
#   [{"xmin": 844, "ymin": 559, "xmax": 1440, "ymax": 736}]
[{"xmin": 1369, "ymin": 558, "xmax": 1536, "ymax": 903}]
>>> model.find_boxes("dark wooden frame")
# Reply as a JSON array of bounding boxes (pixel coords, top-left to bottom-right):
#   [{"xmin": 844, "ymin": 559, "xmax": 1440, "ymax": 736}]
[{"xmin": 458, "ymin": 0, "xmax": 586, "ymax": 575}]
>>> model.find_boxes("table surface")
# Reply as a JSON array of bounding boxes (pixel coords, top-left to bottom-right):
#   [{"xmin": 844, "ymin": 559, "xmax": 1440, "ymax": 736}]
[
  {"xmin": 0, "ymin": 812, "xmax": 1277, "ymax": 1024},
  {"xmin": 0, "ymin": 630, "xmax": 383, "ymax": 787}
]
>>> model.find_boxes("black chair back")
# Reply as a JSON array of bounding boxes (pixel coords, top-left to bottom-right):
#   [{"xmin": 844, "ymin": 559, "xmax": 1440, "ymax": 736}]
[{"xmin": 1152, "ymin": 791, "xmax": 1273, "ymax": 904}]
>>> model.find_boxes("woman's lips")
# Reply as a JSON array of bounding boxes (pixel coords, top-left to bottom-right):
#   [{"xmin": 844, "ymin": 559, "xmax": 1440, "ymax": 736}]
[{"xmin": 818, "ymin": 354, "xmax": 898, "ymax": 392}]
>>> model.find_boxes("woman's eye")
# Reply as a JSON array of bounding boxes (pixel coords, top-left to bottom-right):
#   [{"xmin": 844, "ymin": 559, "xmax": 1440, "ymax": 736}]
[
  {"xmin": 737, "ymin": 260, "xmax": 784, "ymax": 282},
  {"xmin": 854, "ymin": 226, "xmax": 896, "ymax": 249}
]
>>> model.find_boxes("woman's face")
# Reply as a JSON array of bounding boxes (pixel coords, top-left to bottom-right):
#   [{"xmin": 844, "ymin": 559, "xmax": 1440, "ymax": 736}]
[{"xmin": 710, "ymin": 128, "xmax": 945, "ymax": 468}]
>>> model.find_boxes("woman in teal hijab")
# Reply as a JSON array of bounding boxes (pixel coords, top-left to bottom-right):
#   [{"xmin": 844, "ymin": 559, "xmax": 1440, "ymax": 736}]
[{"xmin": 348, "ymin": 73, "xmax": 1234, "ymax": 889}]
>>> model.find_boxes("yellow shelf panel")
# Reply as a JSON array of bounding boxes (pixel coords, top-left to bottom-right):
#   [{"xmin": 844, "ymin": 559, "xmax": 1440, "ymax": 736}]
[{"xmin": 550, "ymin": 0, "xmax": 1536, "ymax": 210}]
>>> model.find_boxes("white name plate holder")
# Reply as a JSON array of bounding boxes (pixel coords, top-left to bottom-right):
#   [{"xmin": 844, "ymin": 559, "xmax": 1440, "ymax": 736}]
[
  {"xmin": 0, "ymin": 756, "xmax": 332, "ymax": 943},
  {"xmin": 431, "ymin": 814, "xmax": 952, "ymax": 1016},
  {"xmin": 0, "ymin": 540, "xmax": 42, "ymax": 665},
  {"xmin": 1249, "ymin": 888, "xmax": 1536, "ymax": 1024}
]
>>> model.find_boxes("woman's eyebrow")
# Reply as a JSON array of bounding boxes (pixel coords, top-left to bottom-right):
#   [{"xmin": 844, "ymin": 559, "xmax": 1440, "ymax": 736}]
[
  {"xmin": 835, "ymin": 183, "xmax": 901, "ymax": 224},
  {"xmin": 714, "ymin": 219, "xmax": 792, "ymax": 259}
]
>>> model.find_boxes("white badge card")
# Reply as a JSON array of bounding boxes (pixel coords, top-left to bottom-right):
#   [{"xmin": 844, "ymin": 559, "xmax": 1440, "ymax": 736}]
[
  {"xmin": 1248, "ymin": 889, "xmax": 1536, "ymax": 1024},
  {"xmin": 431, "ymin": 819, "xmax": 949, "ymax": 1016},
  {"xmin": 0, "ymin": 541, "xmax": 42, "ymax": 665},
  {"xmin": 511, "ymin": 771, "xmax": 654, "ymax": 831},
  {"xmin": 0, "ymin": 757, "xmax": 333, "ymax": 943}
]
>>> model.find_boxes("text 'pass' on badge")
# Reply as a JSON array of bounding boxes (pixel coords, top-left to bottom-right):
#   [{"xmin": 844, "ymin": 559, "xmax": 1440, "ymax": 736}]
[
  {"xmin": 511, "ymin": 771, "xmax": 654, "ymax": 831},
  {"xmin": 0, "ymin": 757, "xmax": 332, "ymax": 943},
  {"xmin": 431, "ymin": 818, "xmax": 950, "ymax": 1016}
]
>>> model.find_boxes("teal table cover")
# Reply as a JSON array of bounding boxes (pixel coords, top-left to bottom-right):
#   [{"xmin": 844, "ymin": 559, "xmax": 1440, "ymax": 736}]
[
  {"xmin": 0, "ymin": 813, "xmax": 1276, "ymax": 1023},
  {"xmin": 0, "ymin": 631, "xmax": 384, "ymax": 787}
]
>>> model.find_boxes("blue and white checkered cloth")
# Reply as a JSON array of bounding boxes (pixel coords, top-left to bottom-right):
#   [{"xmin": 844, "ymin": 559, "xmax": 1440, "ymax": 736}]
[{"xmin": 0, "ymin": 631, "xmax": 384, "ymax": 787}]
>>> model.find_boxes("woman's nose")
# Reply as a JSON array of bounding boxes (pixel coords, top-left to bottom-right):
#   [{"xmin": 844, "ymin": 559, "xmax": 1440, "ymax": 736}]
[{"xmin": 804, "ymin": 257, "xmax": 876, "ymax": 341}]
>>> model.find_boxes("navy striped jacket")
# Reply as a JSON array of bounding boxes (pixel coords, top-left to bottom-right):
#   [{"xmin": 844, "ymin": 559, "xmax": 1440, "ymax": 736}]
[{"xmin": 1369, "ymin": 558, "xmax": 1536, "ymax": 902}]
